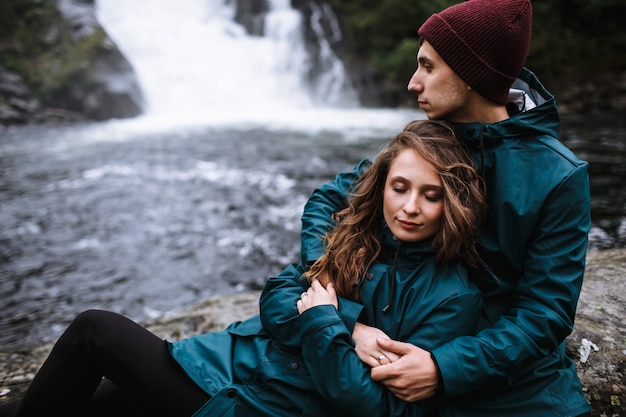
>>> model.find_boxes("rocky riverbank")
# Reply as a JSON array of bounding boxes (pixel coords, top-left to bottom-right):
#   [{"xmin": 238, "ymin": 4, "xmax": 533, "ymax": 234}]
[{"xmin": 1, "ymin": 249, "xmax": 624, "ymax": 416}]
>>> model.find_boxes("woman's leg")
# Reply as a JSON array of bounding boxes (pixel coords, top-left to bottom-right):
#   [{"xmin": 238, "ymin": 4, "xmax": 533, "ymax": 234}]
[
  {"xmin": 84, "ymin": 378, "xmax": 138, "ymax": 417},
  {"xmin": 11, "ymin": 309, "xmax": 210, "ymax": 416},
  {"xmin": 0, "ymin": 400, "xmax": 19, "ymax": 417}
]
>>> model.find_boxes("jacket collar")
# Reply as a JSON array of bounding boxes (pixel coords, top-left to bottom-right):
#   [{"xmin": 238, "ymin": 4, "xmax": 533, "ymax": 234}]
[{"xmin": 380, "ymin": 228, "xmax": 435, "ymax": 264}]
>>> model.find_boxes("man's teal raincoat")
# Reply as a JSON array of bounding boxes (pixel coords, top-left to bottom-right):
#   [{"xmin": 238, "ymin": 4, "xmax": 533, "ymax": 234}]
[{"xmin": 300, "ymin": 68, "xmax": 592, "ymax": 416}]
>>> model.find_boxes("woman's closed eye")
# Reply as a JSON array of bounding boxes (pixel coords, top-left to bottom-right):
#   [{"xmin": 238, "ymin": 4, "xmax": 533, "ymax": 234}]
[{"xmin": 425, "ymin": 193, "xmax": 443, "ymax": 202}]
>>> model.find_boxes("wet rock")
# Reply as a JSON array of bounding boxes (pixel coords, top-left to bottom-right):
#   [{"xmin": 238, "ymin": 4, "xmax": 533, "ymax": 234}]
[
  {"xmin": 0, "ymin": 66, "xmax": 41, "ymax": 125},
  {"xmin": 0, "ymin": 0, "xmax": 144, "ymax": 126},
  {"xmin": 0, "ymin": 251, "xmax": 624, "ymax": 416},
  {"xmin": 567, "ymin": 249, "xmax": 626, "ymax": 416},
  {"xmin": 54, "ymin": 0, "xmax": 145, "ymax": 121}
]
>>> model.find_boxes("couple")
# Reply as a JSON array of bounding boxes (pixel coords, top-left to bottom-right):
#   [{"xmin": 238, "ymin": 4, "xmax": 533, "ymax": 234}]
[{"xmin": 1, "ymin": 0, "xmax": 591, "ymax": 416}]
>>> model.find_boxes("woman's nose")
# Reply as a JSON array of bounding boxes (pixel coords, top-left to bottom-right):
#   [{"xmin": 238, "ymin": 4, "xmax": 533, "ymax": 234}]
[{"xmin": 403, "ymin": 196, "xmax": 420, "ymax": 214}]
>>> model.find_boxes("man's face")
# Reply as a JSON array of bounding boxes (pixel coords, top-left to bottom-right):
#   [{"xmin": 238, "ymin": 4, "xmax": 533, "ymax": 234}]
[{"xmin": 407, "ymin": 41, "xmax": 472, "ymax": 122}]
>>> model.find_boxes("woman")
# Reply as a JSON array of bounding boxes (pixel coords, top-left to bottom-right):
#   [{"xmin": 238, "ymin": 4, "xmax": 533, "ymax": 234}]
[{"xmin": 1, "ymin": 120, "xmax": 487, "ymax": 417}]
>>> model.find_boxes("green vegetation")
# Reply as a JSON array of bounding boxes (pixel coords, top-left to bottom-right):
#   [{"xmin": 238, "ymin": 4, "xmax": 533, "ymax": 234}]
[
  {"xmin": 0, "ymin": 0, "xmax": 61, "ymax": 85},
  {"xmin": 327, "ymin": 0, "xmax": 626, "ymax": 98},
  {"xmin": 35, "ymin": 28, "xmax": 106, "ymax": 101},
  {"xmin": 529, "ymin": 0, "xmax": 626, "ymax": 77}
]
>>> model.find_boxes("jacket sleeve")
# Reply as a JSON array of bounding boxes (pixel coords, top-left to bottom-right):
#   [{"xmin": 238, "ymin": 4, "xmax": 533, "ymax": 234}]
[
  {"xmin": 299, "ymin": 291, "xmax": 484, "ymax": 417},
  {"xmin": 300, "ymin": 159, "xmax": 372, "ymax": 265},
  {"xmin": 259, "ymin": 263, "xmax": 364, "ymax": 348},
  {"xmin": 432, "ymin": 164, "xmax": 591, "ymax": 396}
]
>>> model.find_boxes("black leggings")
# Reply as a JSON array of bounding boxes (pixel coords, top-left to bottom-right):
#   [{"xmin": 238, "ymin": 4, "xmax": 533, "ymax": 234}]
[{"xmin": 5, "ymin": 310, "xmax": 210, "ymax": 416}]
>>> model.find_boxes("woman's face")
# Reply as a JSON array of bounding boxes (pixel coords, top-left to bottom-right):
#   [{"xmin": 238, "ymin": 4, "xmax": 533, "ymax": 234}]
[{"xmin": 383, "ymin": 148, "xmax": 444, "ymax": 242}]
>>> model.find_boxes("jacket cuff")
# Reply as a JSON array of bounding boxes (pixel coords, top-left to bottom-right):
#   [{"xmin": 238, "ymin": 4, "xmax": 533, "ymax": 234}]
[
  {"xmin": 337, "ymin": 297, "xmax": 364, "ymax": 334},
  {"xmin": 301, "ymin": 246, "xmax": 324, "ymax": 267},
  {"xmin": 431, "ymin": 342, "xmax": 467, "ymax": 398},
  {"xmin": 299, "ymin": 304, "xmax": 345, "ymax": 337},
  {"xmin": 430, "ymin": 352, "xmax": 445, "ymax": 397}
]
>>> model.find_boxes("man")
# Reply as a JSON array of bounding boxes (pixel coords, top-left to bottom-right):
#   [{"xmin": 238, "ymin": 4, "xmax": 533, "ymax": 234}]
[{"xmin": 300, "ymin": 0, "xmax": 592, "ymax": 415}]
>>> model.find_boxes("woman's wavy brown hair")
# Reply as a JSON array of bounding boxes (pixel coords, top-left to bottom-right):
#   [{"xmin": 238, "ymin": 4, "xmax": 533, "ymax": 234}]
[{"xmin": 304, "ymin": 120, "xmax": 487, "ymax": 301}]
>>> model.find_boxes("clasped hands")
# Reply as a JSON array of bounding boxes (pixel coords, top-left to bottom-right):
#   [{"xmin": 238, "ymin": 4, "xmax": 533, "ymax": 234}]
[{"xmin": 296, "ymin": 280, "xmax": 438, "ymax": 402}]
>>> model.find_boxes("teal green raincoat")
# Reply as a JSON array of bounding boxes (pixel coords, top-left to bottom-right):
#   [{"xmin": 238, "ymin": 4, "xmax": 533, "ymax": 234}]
[
  {"xmin": 169, "ymin": 230, "xmax": 483, "ymax": 416},
  {"xmin": 300, "ymin": 68, "xmax": 591, "ymax": 416}
]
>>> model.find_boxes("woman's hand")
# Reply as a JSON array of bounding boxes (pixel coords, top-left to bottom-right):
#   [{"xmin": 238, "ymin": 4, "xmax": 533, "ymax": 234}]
[
  {"xmin": 352, "ymin": 322, "xmax": 401, "ymax": 368},
  {"xmin": 297, "ymin": 279, "xmax": 338, "ymax": 313}
]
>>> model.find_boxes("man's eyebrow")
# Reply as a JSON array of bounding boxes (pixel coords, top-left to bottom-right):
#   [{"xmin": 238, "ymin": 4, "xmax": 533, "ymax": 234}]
[{"xmin": 418, "ymin": 55, "xmax": 432, "ymax": 65}]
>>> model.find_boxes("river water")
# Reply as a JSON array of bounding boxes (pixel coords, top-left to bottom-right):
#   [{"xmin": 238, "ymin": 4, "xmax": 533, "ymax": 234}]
[
  {"xmin": 1, "ymin": 111, "xmax": 624, "ymax": 350},
  {"xmin": 2, "ymin": 0, "xmax": 625, "ymax": 350}
]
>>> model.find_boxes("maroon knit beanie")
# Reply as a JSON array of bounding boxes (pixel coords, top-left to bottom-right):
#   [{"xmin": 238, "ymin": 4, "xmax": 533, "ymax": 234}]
[{"xmin": 418, "ymin": 0, "xmax": 532, "ymax": 104}]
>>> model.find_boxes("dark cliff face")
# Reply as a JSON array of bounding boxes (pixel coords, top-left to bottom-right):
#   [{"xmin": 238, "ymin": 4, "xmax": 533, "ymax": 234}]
[
  {"xmin": 233, "ymin": 0, "xmax": 269, "ymax": 36},
  {"xmin": 234, "ymin": 0, "xmax": 375, "ymax": 107},
  {"xmin": 0, "ymin": 0, "xmax": 144, "ymax": 125},
  {"xmin": 284, "ymin": 0, "xmax": 394, "ymax": 107}
]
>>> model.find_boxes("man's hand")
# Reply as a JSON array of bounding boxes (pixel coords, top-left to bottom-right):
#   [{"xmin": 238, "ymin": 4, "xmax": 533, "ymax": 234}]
[
  {"xmin": 370, "ymin": 338, "xmax": 439, "ymax": 402},
  {"xmin": 297, "ymin": 279, "xmax": 338, "ymax": 313},
  {"xmin": 352, "ymin": 322, "xmax": 401, "ymax": 368}
]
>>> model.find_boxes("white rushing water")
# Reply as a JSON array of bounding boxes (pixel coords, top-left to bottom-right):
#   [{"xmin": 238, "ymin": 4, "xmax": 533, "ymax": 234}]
[{"xmin": 95, "ymin": 0, "xmax": 420, "ymax": 132}]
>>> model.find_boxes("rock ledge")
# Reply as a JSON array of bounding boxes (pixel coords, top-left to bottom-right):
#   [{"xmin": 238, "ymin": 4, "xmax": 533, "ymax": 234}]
[{"xmin": 1, "ymin": 250, "xmax": 624, "ymax": 416}]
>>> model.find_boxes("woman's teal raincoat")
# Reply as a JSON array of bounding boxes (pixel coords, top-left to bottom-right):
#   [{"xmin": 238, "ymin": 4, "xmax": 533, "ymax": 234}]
[{"xmin": 169, "ymin": 230, "xmax": 483, "ymax": 417}]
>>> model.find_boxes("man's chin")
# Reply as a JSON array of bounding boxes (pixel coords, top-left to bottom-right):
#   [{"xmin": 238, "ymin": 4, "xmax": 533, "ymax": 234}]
[{"xmin": 424, "ymin": 112, "xmax": 444, "ymax": 121}]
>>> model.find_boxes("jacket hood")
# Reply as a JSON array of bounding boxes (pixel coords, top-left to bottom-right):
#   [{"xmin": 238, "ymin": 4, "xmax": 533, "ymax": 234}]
[{"xmin": 453, "ymin": 68, "xmax": 560, "ymax": 147}]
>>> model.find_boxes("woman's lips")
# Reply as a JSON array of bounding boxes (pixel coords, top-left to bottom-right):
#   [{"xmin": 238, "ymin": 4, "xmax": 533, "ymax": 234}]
[{"xmin": 398, "ymin": 219, "xmax": 420, "ymax": 230}]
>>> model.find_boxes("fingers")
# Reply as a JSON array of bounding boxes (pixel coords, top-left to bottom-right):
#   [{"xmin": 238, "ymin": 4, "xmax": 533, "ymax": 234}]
[
  {"xmin": 296, "ymin": 296, "xmax": 305, "ymax": 314},
  {"xmin": 362, "ymin": 351, "xmax": 402, "ymax": 368},
  {"xmin": 371, "ymin": 357, "xmax": 396, "ymax": 379},
  {"xmin": 369, "ymin": 344, "xmax": 439, "ymax": 402},
  {"xmin": 375, "ymin": 353, "xmax": 391, "ymax": 366},
  {"xmin": 297, "ymin": 288, "xmax": 313, "ymax": 313},
  {"xmin": 353, "ymin": 323, "xmax": 403, "ymax": 367},
  {"xmin": 372, "ymin": 349, "xmax": 401, "ymax": 366},
  {"xmin": 380, "ymin": 349, "xmax": 401, "ymax": 363},
  {"xmin": 376, "ymin": 337, "xmax": 413, "ymax": 356},
  {"xmin": 363, "ymin": 353, "xmax": 389, "ymax": 368},
  {"xmin": 326, "ymin": 281, "xmax": 336, "ymax": 297},
  {"xmin": 310, "ymin": 279, "xmax": 324, "ymax": 291},
  {"xmin": 297, "ymin": 280, "xmax": 338, "ymax": 312}
]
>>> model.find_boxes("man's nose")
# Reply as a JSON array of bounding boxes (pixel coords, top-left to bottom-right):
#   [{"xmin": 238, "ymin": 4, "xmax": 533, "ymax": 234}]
[{"xmin": 407, "ymin": 70, "xmax": 422, "ymax": 92}]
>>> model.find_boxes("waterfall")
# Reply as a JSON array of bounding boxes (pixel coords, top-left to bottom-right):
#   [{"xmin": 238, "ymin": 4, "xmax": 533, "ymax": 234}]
[
  {"xmin": 94, "ymin": 0, "xmax": 364, "ymax": 126},
  {"xmin": 306, "ymin": 2, "xmax": 359, "ymax": 106}
]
